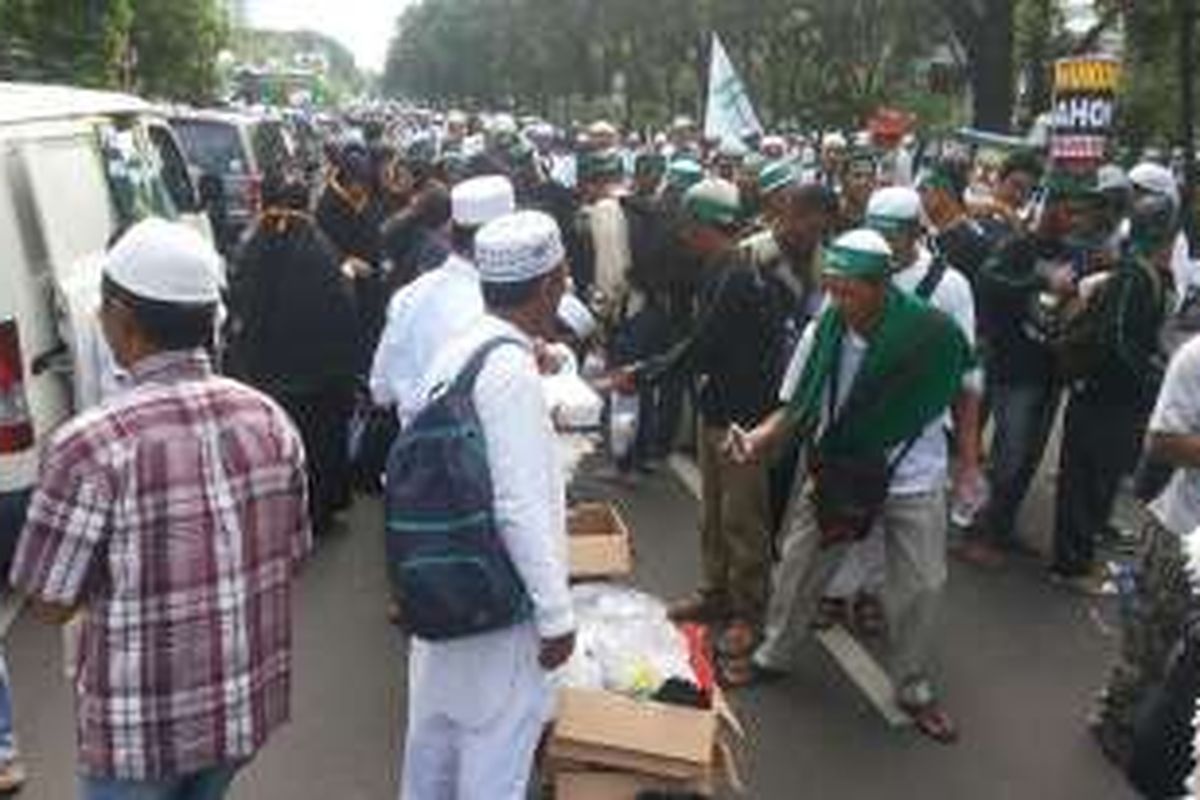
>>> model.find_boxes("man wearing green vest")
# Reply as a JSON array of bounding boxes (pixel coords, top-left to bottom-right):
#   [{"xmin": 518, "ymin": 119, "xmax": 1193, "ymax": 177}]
[{"xmin": 727, "ymin": 228, "xmax": 976, "ymax": 743}]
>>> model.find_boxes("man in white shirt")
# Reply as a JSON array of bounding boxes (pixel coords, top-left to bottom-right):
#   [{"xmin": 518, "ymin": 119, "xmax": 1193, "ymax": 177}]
[
  {"xmin": 370, "ymin": 175, "xmax": 516, "ymax": 425},
  {"xmin": 400, "ymin": 210, "xmax": 575, "ymax": 800},
  {"xmin": 1093, "ymin": 335, "xmax": 1200, "ymax": 767},
  {"xmin": 818, "ymin": 186, "xmax": 983, "ymax": 635},
  {"xmin": 731, "ymin": 228, "xmax": 978, "ymax": 743}
]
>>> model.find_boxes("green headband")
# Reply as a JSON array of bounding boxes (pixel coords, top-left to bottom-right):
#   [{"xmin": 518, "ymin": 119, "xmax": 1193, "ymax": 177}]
[
  {"xmin": 685, "ymin": 195, "xmax": 740, "ymax": 227},
  {"xmin": 668, "ymin": 161, "xmax": 704, "ymax": 188},
  {"xmin": 918, "ymin": 169, "xmax": 958, "ymax": 195},
  {"xmin": 823, "ymin": 243, "xmax": 891, "ymax": 278},
  {"xmin": 866, "ymin": 214, "xmax": 919, "ymax": 235},
  {"xmin": 759, "ymin": 162, "xmax": 795, "ymax": 196}
]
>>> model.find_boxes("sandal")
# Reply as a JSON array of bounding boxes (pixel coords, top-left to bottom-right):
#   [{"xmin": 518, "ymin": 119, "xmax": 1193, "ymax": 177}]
[
  {"xmin": 812, "ymin": 597, "xmax": 849, "ymax": 630},
  {"xmin": 852, "ymin": 593, "xmax": 886, "ymax": 638},
  {"xmin": 719, "ymin": 656, "xmax": 788, "ymax": 689},
  {"xmin": 668, "ymin": 592, "xmax": 727, "ymax": 623},
  {"xmin": 715, "ymin": 618, "xmax": 759, "ymax": 658},
  {"xmin": 899, "ymin": 699, "xmax": 960, "ymax": 745}
]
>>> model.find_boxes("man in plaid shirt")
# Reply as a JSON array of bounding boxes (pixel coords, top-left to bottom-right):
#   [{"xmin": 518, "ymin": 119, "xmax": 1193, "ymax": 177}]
[{"xmin": 10, "ymin": 219, "xmax": 312, "ymax": 799}]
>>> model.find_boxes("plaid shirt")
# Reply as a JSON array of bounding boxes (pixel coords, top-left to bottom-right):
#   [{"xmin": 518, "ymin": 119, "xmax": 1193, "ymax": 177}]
[{"xmin": 11, "ymin": 350, "xmax": 311, "ymax": 780}]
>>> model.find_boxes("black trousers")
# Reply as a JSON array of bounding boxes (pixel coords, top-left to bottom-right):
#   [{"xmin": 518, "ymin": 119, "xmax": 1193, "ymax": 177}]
[
  {"xmin": 274, "ymin": 382, "xmax": 355, "ymax": 533},
  {"xmin": 1053, "ymin": 391, "xmax": 1147, "ymax": 575}
]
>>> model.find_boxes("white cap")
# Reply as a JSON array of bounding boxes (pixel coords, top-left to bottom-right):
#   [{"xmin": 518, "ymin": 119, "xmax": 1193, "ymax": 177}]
[
  {"xmin": 1129, "ymin": 162, "xmax": 1180, "ymax": 206},
  {"xmin": 451, "ymin": 175, "xmax": 516, "ymax": 228},
  {"xmin": 717, "ymin": 137, "xmax": 749, "ymax": 159},
  {"xmin": 866, "ymin": 186, "xmax": 921, "ymax": 222},
  {"xmin": 103, "ymin": 217, "xmax": 222, "ymax": 304},
  {"xmin": 475, "ymin": 210, "xmax": 566, "ymax": 284},
  {"xmin": 822, "ymin": 132, "xmax": 847, "ymax": 149},
  {"xmin": 557, "ymin": 293, "xmax": 597, "ymax": 339}
]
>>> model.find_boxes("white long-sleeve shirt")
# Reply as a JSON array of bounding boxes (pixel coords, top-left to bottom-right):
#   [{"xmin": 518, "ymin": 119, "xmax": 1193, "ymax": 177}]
[
  {"xmin": 407, "ymin": 314, "xmax": 573, "ymax": 726},
  {"xmin": 368, "ymin": 253, "xmax": 485, "ymax": 424},
  {"xmin": 778, "ymin": 247, "xmax": 979, "ymax": 495}
]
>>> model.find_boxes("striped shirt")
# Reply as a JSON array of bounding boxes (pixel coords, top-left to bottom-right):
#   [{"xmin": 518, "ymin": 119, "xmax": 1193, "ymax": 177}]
[{"xmin": 10, "ymin": 349, "xmax": 311, "ymax": 780}]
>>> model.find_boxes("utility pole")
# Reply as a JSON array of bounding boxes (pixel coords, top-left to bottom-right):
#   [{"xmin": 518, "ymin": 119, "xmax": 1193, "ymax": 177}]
[{"xmin": 1181, "ymin": 0, "xmax": 1197, "ymax": 242}]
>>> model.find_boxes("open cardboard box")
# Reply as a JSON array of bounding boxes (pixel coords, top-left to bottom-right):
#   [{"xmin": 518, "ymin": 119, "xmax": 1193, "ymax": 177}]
[
  {"xmin": 554, "ymin": 769, "xmax": 711, "ymax": 799},
  {"xmin": 547, "ymin": 686, "xmax": 743, "ymax": 798},
  {"xmin": 567, "ymin": 502, "xmax": 634, "ymax": 580}
]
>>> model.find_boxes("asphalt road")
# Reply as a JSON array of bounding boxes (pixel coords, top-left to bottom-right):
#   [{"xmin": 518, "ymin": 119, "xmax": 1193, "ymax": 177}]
[{"xmin": 2, "ymin": 453, "xmax": 1141, "ymax": 799}]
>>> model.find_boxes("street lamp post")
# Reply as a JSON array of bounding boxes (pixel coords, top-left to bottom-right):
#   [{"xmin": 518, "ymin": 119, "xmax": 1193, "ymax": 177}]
[{"xmin": 1181, "ymin": 0, "xmax": 1197, "ymax": 242}]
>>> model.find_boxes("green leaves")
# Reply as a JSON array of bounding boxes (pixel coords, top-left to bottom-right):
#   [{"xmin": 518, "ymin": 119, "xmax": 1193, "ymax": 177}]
[{"xmin": 0, "ymin": 0, "xmax": 228, "ymax": 102}]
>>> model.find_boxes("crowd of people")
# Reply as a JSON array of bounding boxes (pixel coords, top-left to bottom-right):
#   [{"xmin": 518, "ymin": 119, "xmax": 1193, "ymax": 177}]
[{"xmin": 0, "ymin": 102, "xmax": 1197, "ymax": 798}]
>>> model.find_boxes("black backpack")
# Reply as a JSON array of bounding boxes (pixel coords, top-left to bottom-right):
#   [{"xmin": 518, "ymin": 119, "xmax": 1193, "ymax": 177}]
[{"xmin": 384, "ymin": 337, "xmax": 532, "ymax": 640}]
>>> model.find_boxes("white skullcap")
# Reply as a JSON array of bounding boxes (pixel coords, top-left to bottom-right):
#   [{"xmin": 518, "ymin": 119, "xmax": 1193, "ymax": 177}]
[
  {"xmin": 104, "ymin": 217, "xmax": 222, "ymax": 304},
  {"xmin": 451, "ymin": 175, "xmax": 515, "ymax": 228},
  {"xmin": 489, "ymin": 113, "xmax": 518, "ymax": 136},
  {"xmin": 1129, "ymin": 162, "xmax": 1180, "ymax": 206},
  {"xmin": 822, "ymin": 132, "xmax": 848, "ymax": 149},
  {"xmin": 1097, "ymin": 164, "xmax": 1132, "ymax": 194},
  {"xmin": 867, "ymin": 186, "xmax": 921, "ymax": 223},
  {"xmin": 717, "ymin": 137, "xmax": 749, "ymax": 159},
  {"xmin": 557, "ymin": 293, "xmax": 597, "ymax": 339},
  {"xmin": 475, "ymin": 210, "xmax": 566, "ymax": 284}
]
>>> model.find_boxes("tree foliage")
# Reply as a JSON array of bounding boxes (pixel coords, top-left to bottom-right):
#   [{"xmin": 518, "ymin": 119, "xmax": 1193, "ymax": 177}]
[
  {"xmin": 382, "ymin": 0, "xmax": 958, "ymax": 130},
  {"xmin": 0, "ymin": 0, "xmax": 228, "ymax": 102}
]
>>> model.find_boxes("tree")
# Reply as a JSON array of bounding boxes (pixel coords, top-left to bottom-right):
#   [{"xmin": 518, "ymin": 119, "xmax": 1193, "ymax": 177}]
[
  {"xmin": 934, "ymin": 0, "xmax": 1016, "ymax": 132},
  {"xmin": 0, "ymin": 0, "xmax": 227, "ymax": 102},
  {"xmin": 382, "ymin": 0, "xmax": 951, "ymax": 129},
  {"xmin": 129, "ymin": 0, "xmax": 228, "ymax": 103}
]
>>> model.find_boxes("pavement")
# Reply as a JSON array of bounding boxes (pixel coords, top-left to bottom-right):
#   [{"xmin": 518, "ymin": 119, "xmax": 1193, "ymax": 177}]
[{"xmin": 1, "ymin": 453, "xmax": 1142, "ymax": 799}]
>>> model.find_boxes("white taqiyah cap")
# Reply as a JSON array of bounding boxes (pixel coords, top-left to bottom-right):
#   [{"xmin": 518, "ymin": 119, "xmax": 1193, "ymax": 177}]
[
  {"xmin": 557, "ymin": 293, "xmax": 597, "ymax": 339},
  {"xmin": 475, "ymin": 210, "xmax": 566, "ymax": 284},
  {"xmin": 822, "ymin": 132, "xmax": 847, "ymax": 149},
  {"xmin": 451, "ymin": 175, "xmax": 516, "ymax": 228},
  {"xmin": 103, "ymin": 217, "xmax": 222, "ymax": 304},
  {"xmin": 1129, "ymin": 162, "xmax": 1180, "ymax": 206},
  {"xmin": 866, "ymin": 186, "xmax": 921, "ymax": 232}
]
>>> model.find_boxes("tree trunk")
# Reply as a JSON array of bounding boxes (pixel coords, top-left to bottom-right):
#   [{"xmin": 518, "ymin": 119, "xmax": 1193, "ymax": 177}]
[{"xmin": 969, "ymin": 0, "xmax": 1015, "ymax": 133}]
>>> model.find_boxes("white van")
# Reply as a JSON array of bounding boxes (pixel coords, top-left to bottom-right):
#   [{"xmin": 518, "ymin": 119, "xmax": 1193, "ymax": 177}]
[{"xmin": 0, "ymin": 82, "xmax": 210, "ymax": 567}]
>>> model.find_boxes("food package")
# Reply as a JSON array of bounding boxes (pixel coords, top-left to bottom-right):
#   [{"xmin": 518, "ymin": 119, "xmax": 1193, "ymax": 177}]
[{"xmin": 559, "ymin": 584, "xmax": 696, "ymax": 699}]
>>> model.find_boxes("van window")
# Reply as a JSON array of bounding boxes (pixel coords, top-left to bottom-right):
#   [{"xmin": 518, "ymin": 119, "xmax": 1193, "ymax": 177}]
[
  {"xmin": 97, "ymin": 124, "xmax": 177, "ymax": 226},
  {"xmin": 251, "ymin": 120, "xmax": 294, "ymax": 177},
  {"xmin": 173, "ymin": 119, "xmax": 248, "ymax": 176},
  {"xmin": 148, "ymin": 124, "xmax": 198, "ymax": 213}
]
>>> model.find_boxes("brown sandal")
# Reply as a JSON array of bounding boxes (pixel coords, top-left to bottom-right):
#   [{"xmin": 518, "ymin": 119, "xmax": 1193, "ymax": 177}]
[{"xmin": 899, "ymin": 699, "xmax": 960, "ymax": 744}]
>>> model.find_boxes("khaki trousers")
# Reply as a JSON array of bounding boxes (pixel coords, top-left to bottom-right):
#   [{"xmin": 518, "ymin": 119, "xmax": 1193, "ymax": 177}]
[
  {"xmin": 697, "ymin": 421, "xmax": 771, "ymax": 622},
  {"xmin": 754, "ymin": 481, "xmax": 948, "ymax": 700}
]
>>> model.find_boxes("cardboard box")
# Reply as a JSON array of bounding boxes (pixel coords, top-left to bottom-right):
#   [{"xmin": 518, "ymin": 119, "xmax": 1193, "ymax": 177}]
[
  {"xmin": 547, "ymin": 687, "xmax": 743, "ymax": 797},
  {"xmin": 567, "ymin": 502, "xmax": 634, "ymax": 580},
  {"xmin": 554, "ymin": 769, "xmax": 710, "ymax": 799}
]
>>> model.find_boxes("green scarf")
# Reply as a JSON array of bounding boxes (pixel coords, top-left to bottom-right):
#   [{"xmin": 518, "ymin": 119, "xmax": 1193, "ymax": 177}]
[{"xmin": 788, "ymin": 286, "xmax": 976, "ymax": 457}]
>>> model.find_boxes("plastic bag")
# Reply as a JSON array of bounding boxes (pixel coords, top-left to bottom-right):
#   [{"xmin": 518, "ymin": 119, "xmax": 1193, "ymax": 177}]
[{"xmin": 561, "ymin": 584, "xmax": 696, "ymax": 699}]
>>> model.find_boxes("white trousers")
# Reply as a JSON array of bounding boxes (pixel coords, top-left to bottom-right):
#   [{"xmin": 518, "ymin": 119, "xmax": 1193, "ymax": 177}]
[
  {"xmin": 400, "ymin": 697, "xmax": 548, "ymax": 800},
  {"xmin": 400, "ymin": 625, "xmax": 552, "ymax": 800}
]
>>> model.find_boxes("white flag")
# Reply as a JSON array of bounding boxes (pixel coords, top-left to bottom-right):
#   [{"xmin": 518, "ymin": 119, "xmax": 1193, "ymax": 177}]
[{"xmin": 703, "ymin": 33, "xmax": 763, "ymax": 144}]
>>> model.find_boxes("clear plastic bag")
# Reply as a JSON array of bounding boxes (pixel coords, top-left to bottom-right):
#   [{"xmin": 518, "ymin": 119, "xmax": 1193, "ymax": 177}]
[{"xmin": 561, "ymin": 584, "xmax": 695, "ymax": 699}]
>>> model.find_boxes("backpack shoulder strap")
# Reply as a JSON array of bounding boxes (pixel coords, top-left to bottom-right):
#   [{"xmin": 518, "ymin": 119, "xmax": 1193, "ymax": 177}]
[
  {"xmin": 447, "ymin": 336, "xmax": 528, "ymax": 396},
  {"xmin": 914, "ymin": 255, "xmax": 948, "ymax": 301}
]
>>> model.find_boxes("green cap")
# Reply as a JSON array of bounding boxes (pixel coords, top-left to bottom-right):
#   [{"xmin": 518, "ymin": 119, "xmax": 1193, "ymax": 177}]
[
  {"xmin": 758, "ymin": 160, "xmax": 795, "ymax": 196},
  {"xmin": 635, "ymin": 152, "xmax": 667, "ymax": 175},
  {"xmin": 667, "ymin": 157, "xmax": 705, "ymax": 189},
  {"xmin": 683, "ymin": 178, "xmax": 741, "ymax": 227},
  {"xmin": 577, "ymin": 149, "xmax": 624, "ymax": 182},
  {"xmin": 822, "ymin": 228, "xmax": 893, "ymax": 279}
]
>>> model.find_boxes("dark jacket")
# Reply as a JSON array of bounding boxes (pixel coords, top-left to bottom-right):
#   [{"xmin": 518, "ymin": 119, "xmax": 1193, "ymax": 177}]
[
  {"xmin": 232, "ymin": 215, "xmax": 358, "ymax": 393},
  {"xmin": 644, "ymin": 248, "xmax": 791, "ymax": 427}
]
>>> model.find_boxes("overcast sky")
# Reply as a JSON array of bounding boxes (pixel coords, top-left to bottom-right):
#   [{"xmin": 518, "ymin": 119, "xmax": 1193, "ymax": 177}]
[{"xmin": 246, "ymin": 0, "xmax": 410, "ymax": 72}]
